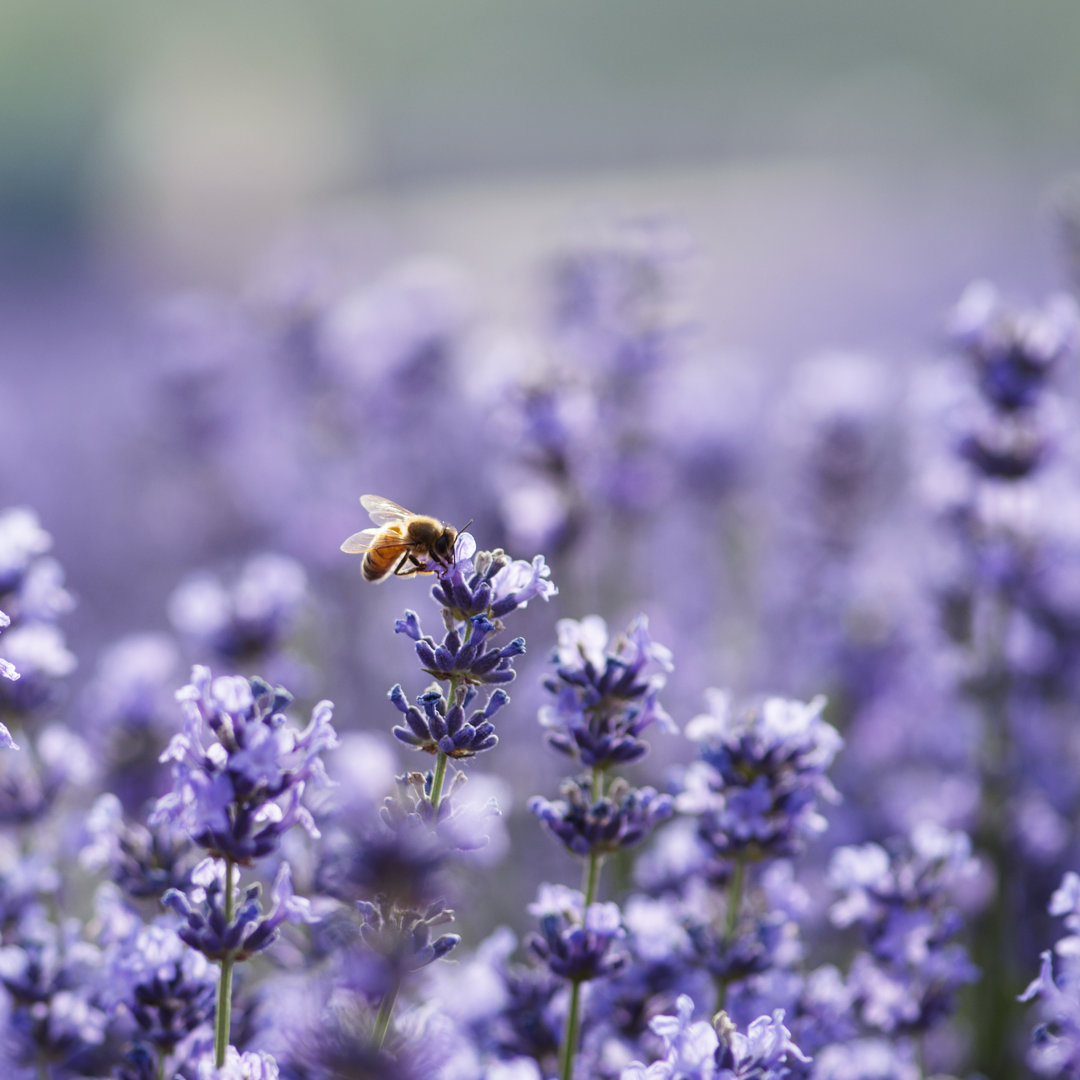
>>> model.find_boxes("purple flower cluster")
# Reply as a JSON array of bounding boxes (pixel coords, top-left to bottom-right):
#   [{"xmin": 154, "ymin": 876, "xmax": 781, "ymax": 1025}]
[
  {"xmin": 678, "ymin": 691, "xmax": 841, "ymax": 862},
  {"xmin": 389, "ymin": 535, "xmax": 554, "ymax": 766},
  {"xmin": 621, "ymin": 993, "xmax": 808, "ymax": 1080},
  {"xmin": 152, "ymin": 667, "xmax": 336, "ymax": 863},
  {"xmin": 540, "ymin": 614, "xmax": 675, "ymax": 769},
  {"xmin": 530, "ymin": 774, "xmax": 673, "ymax": 859},
  {"xmin": 1022, "ymin": 872, "xmax": 1080, "ymax": 1076},
  {"xmin": 828, "ymin": 822, "xmax": 979, "ymax": 1036}
]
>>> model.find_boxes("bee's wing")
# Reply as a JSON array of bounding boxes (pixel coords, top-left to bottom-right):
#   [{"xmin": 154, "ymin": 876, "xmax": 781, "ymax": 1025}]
[
  {"xmin": 340, "ymin": 526, "xmax": 413, "ymax": 555},
  {"xmin": 340, "ymin": 527, "xmax": 381, "ymax": 554},
  {"xmin": 360, "ymin": 494, "xmax": 415, "ymax": 526}
]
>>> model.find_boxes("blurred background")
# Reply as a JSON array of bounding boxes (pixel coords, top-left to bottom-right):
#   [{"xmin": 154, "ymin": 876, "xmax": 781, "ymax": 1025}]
[
  {"xmin": 2, "ymin": 11, "xmax": 1079, "ymax": 1072},
  {"xmin": 2, "ymin": 0, "xmax": 1080, "ymax": 722}
]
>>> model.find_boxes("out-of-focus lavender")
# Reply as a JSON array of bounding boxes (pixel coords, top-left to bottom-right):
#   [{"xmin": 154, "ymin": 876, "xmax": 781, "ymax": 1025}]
[{"xmin": 4, "ymin": 206, "xmax": 1080, "ymax": 1079}]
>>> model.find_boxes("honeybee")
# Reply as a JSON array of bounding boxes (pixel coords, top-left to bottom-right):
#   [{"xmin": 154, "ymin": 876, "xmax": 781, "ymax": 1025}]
[{"xmin": 340, "ymin": 495, "xmax": 459, "ymax": 583}]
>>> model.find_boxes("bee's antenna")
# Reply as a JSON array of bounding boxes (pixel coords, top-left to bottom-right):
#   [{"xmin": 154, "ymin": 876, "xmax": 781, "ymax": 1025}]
[{"xmin": 457, "ymin": 518, "xmax": 474, "ymax": 534}]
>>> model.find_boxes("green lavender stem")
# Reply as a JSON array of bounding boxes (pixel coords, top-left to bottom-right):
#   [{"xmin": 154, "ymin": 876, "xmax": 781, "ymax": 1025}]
[
  {"xmin": 430, "ymin": 749, "xmax": 450, "ymax": 812},
  {"xmin": 214, "ymin": 857, "xmax": 236, "ymax": 1067},
  {"xmin": 560, "ymin": 979, "xmax": 584, "ymax": 1080},
  {"xmin": 372, "ymin": 979, "xmax": 400, "ymax": 1051},
  {"xmin": 716, "ymin": 857, "xmax": 746, "ymax": 1011},
  {"xmin": 562, "ymin": 765, "xmax": 606, "ymax": 1080},
  {"xmin": 969, "ymin": 589, "xmax": 1017, "ymax": 1080}
]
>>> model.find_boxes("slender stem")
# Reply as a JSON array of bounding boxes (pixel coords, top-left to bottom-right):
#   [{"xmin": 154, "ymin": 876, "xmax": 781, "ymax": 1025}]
[
  {"xmin": 969, "ymin": 588, "xmax": 1016, "ymax": 1080},
  {"xmin": 716, "ymin": 857, "xmax": 745, "ymax": 1011},
  {"xmin": 725, "ymin": 858, "xmax": 745, "ymax": 940},
  {"xmin": 582, "ymin": 850, "xmax": 603, "ymax": 908},
  {"xmin": 560, "ymin": 979, "xmax": 583, "ymax": 1080},
  {"xmin": 590, "ymin": 766, "xmax": 604, "ymax": 802},
  {"xmin": 214, "ymin": 858, "xmax": 236, "ymax": 1068},
  {"xmin": 581, "ymin": 767, "xmax": 606, "ymax": 905},
  {"xmin": 430, "ymin": 673, "xmax": 461, "ymax": 812},
  {"xmin": 564, "ymin": 765, "xmax": 606, "ymax": 1080},
  {"xmin": 372, "ymin": 978, "xmax": 400, "ymax": 1050},
  {"xmin": 430, "ymin": 750, "xmax": 449, "ymax": 811}
]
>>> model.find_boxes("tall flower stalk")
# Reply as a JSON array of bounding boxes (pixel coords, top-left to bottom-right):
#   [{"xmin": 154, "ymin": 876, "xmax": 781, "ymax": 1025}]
[
  {"xmin": 359, "ymin": 532, "xmax": 554, "ymax": 1051},
  {"xmin": 531, "ymin": 613, "xmax": 675, "ymax": 1079},
  {"xmin": 938, "ymin": 282, "xmax": 1080, "ymax": 1076},
  {"xmin": 151, "ymin": 668, "xmax": 337, "ymax": 1067}
]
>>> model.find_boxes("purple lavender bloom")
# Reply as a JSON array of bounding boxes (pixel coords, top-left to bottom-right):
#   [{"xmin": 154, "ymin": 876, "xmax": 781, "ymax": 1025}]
[
  {"xmin": 0, "ymin": 621, "xmax": 76, "ymax": 716},
  {"xmin": 828, "ymin": 822, "xmax": 979, "ymax": 1036},
  {"xmin": 714, "ymin": 1008, "xmax": 809, "ymax": 1080},
  {"xmin": 0, "ymin": 509, "xmax": 75, "ymax": 721},
  {"xmin": 428, "ymin": 533, "xmax": 557, "ymax": 622},
  {"xmin": 620, "ymin": 994, "xmax": 808, "ymax": 1080},
  {"xmin": 547, "ymin": 218, "xmax": 690, "ymax": 381},
  {"xmin": 529, "ymin": 774, "xmax": 674, "ymax": 858},
  {"xmin": 355, "ymin": 895, "xmax": 460, "ymax": 983},
  {"xmin": 526, "ymin": 883, "xmax": 628, "ymax": 983},
  {"xmin": 947, "ymin": 280, "xmax": 1078, "ymax": 413},
  {"xmin": 98, "ymin": 907, "xmax": 216, "ymax": 1057},
  {"xmin": 279, "ymin": 970, "xmax": 476, "ymax": 1080},
  {"xmin": 317, "ymin": 776, "xmax": 451, "ymax": 910},
  {"xmin": 396, "ymin": 612, "xmax": 525, "ymax": 687},
  {"xmin": 164, "ymin": 859, "xmax": 316, "ymax": 963},
  {"xmin": 0, "ymin": 724, "xmax": 95, "ymax": 825},
  {"xmin": 151, "ymin": 666, "xmax": 337, "ymax": 863},
  {"xmin": 582, "ymin": 893, "xmax": 714, "ymax": 1065},
  {"xmin": 809, "ymin": 1038, "xmax": 920, "ymax": 1080},
  {"xmin": 81, "ymin": 633, "xmax": 181, "ymax": 746},
  {"xmin": 1020, "ymin": 871, "xmax": 1080, "ymax": 1077},
  {"xmin": 682, "ymin": 896, "xmax": 793, "ymax": 987},
  {"xmin": 620, "ymin": 993, "xmax": 719, "ymax": 1079},
  {"xmin": 539, "ymin": 614, "xmax": 675, "ymax": 769},
  {"xmin": 678, "ymin": 691, "xmax": 841, "ymax": 862},
  {"xmin": 385, "ymin": 536, "xmax": 552, "ymax": 785},
  {"xmin": 426, "ymin": 924, "xmax": 563, "ymax": 1067},
  {"xmin": 168, "ymin": 553, "xmax": 308, "ymax": 666},
  {"xmin": 80, "ymin": 632, "xmax": 183, "ymax": 808},
  {"xmin": 389, "ymin": 681, "xmax": 506, "ymax": 757},
  {"xmin": 0, "ymin": 908, "xmax": 108, "ymax": 1076},
  {"xmin": 0, "ymin": 840, "xmax": 60, "ymax": 927},
  {"xmin": 194, "ymin": 1045, "xmax": 279, "ymax": 1079},
  {"xmin": 0, "ymin": 507, "xmax": 74, "ymax": 619},
  {"xmin": 81, "ymin": 793, "xmax": 196, "ymax": 900}
]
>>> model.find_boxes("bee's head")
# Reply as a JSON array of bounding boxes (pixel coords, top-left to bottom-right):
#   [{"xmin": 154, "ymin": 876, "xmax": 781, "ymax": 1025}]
[{"xmin": 434, "ymin": 527, "xmax": 456, "ymax": 560}]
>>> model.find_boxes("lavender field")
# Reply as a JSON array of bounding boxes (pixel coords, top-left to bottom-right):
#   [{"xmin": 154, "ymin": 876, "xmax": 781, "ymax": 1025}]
[{"xmin": 3, "ymin": 6, "xmax": 1080, "ymax": 1079}]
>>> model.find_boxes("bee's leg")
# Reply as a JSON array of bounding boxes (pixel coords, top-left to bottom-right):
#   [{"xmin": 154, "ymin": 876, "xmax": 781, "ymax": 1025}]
[
  {"xmin": 394, "ymin": 553, "xmax": 428, "ymax": 577},
  {"xmin": 392, "ymin": 552, "xmax": 414, "ymax": 577}
]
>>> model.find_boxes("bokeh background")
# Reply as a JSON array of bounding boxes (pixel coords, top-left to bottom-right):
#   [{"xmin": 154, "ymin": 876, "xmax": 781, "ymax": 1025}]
[
  {"xmin": 4, "ymin": 3, "xmax": 1080, "ymax": 621},
  {"xmin": 2, "ymin": 9, "xmax": 1080, "ymax": 1073}
]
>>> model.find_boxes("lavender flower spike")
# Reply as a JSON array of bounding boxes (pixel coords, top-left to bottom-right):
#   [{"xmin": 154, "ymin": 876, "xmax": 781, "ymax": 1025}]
[
  {"xmin": 678, "ymin": 690, "xmax": 840, "ymax": 860},
  {"xmin": 529, "ymin": 774, "xmax": 674, "ymax": 858},
  {"xmin": 1021, "ymin": 871, "xmax": 1080, "ymax": 1077},
  {"xmin": 430, "ymin": 532, "xmax": 557, "ymax": 622},
  {"xmin": 620, "ymin": 994, "xmax": 809, "ymax": 1080},
  {"xmin": 526, "ymin": 883, "xmax": 627, "ymax": 982},
  {"xmin": 539, "ymin": 614, "xmax": 675, "ymax": 769},
  {"xmin": 152, "ymin": 666, "xmax": 338, "ymax": 863},
  {"xmin": 164, "ymin": 859, "xmax": 316, "ymax": 962}
]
